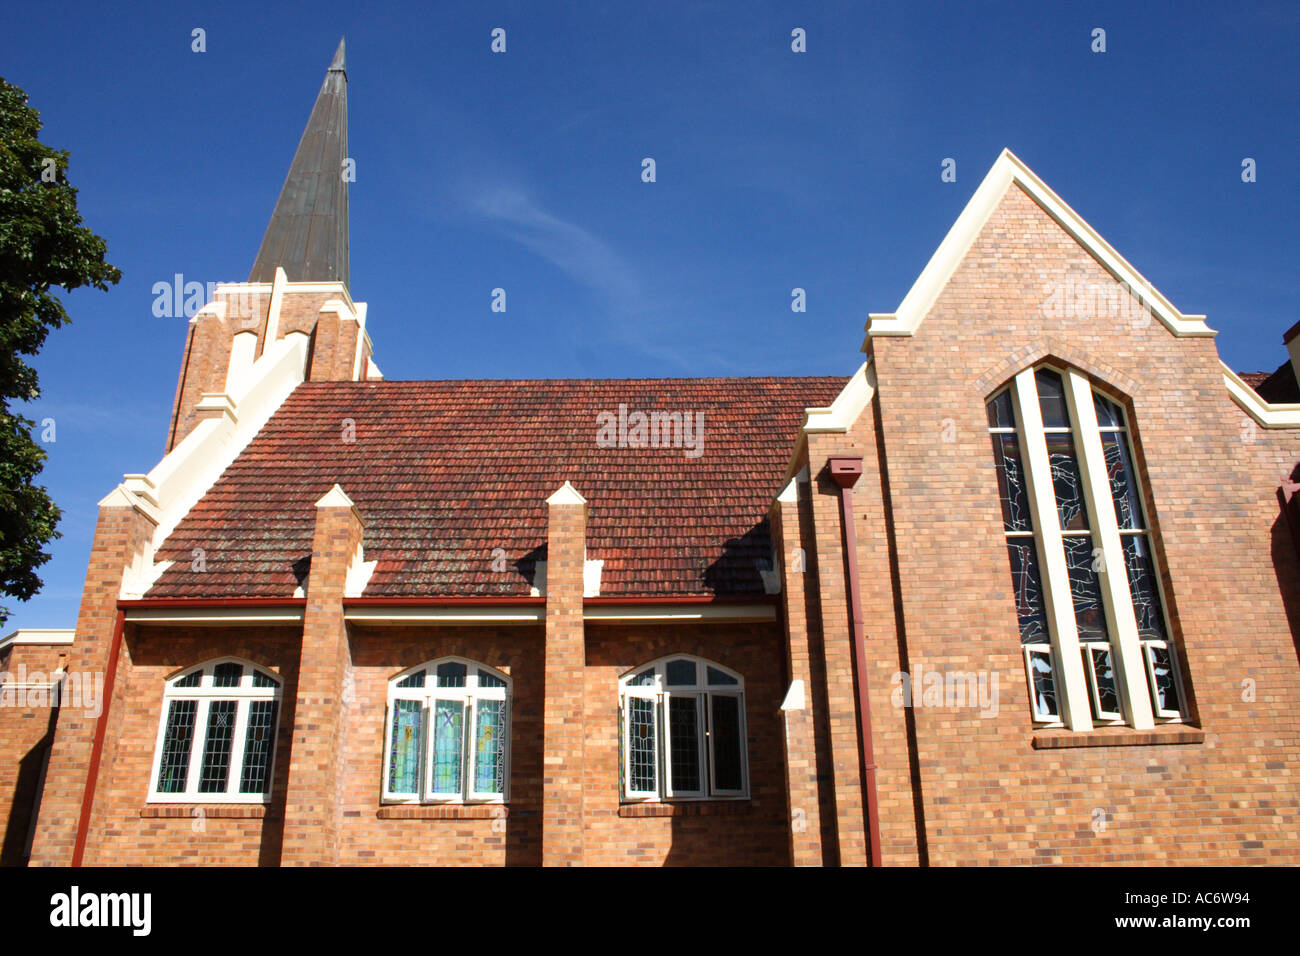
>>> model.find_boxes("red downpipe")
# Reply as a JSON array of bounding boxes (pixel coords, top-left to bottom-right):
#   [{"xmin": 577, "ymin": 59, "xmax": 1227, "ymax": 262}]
[
  {"xmin": 72, "ymin": 607, "xmax": 126, "ymax": 867},
  {"xmin": 827, "ymin": 455, "xmax": 883, "ymax": 867}
]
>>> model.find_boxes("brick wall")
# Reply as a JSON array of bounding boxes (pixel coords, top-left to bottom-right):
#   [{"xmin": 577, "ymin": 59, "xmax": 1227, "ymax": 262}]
[
  {"xmin": 847, "ymin": 180, "xmax": 1300, "ymax": 864},
  {"xmin": 0, "ymin": 643, "xmax": 65, "ymax": 865}
]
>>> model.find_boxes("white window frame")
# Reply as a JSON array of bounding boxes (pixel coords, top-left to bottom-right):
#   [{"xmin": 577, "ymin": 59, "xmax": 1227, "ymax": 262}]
[
  {"xmin": 618, "ymin": 656, "xmax": 748, "ymax": 802},
  {"xmin": 382, "ymin": 657, "xmax": 511, "ymax": 805},
  {"xmin": 1141, "ymin": 640, "xmax": 1185, "ymax": 720},
  {"xmin": 1080, "ymin": 642, "xmax": 1125, "ymax": 724},
  {"xmin": 147, "ymin": 658, "xmax": 282, "ymax": 804},
  {"xmin": 992, "ymin": 366, "xmax": 1185, "ymax": 731},
  {"xmin": 1021, "ymin": 644, "xmax": 1061, "ymax": 724}
]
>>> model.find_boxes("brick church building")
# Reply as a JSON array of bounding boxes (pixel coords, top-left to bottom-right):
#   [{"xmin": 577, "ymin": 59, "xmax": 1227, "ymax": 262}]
[{"xmin": 2, "ymin": 40, "xmax": 1297, "ymax": 866}]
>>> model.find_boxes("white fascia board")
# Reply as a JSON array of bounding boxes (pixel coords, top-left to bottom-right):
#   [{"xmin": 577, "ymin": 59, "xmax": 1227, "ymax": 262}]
[
  {"xmin": 863, "ymin": 148, "xmax": 1216, "ymax": 343},
  {"xmin": 1223, "ymin": 363, "xmax": 1300, "ymax": 428},
  {"xmin": 582, "ymin": 604, "xmax": 777, "ymax": 623},
  {"xmin": 0, "ymin": 628, "xmax": 75, "ymax": 651},
  {"xmin": 344, "ymin": 606, "xmax": 545, "ymax": 625},
  {"xmin": 802, "ymin": 359, "xmax": 876, "ymax": 434},
  {"xmin": 125, "ymin": 607, "xmax": 305, "ymax": 625}
]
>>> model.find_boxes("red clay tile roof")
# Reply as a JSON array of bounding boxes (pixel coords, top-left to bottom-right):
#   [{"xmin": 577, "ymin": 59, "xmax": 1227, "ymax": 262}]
[
  {"xmin": 1238, "ymin": 363, "xmax": 1300, "ymax": 404},
  {"xmin": 148, "ymin": 376, "xmax": 846, "ymax": 599}
]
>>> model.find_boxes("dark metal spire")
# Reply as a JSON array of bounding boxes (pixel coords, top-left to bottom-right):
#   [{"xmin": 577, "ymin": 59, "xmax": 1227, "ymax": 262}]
[{"xmin": 249, "ymin": 37, "xmax": 350, "ymax": 286}]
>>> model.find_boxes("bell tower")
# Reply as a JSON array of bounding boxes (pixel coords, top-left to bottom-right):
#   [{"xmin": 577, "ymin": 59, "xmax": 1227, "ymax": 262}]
[{"xmin": 165, "ymin": 37, "xmax": 379, "ymax": 453}]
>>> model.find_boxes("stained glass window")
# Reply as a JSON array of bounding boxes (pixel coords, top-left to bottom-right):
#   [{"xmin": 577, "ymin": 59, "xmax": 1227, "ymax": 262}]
[
  {"xmin": 156, "ymin": 699, "xmax": 198, "ymax": 794},
  {"xmin": 385, "ymin": 659, "xmax": 511, "ymax": 803},
  {"xmin": 387, "ymin": 698, "xmax": 423, "ymax": 794},
  {"xmin": 988, "ymin": 369, "xmax": 1184, "ymax": 726},
  {"xmin": 619, "ymin": 657, "xmax": 747, "ymax": 801},
  {"xmin": 431, "ymin": 700, "xmax": 464, "ymax": 794},
  {"xmin": 240, "ymin": 700, "xmax": 279, "ymax": 794},
  {"xmin": 474, "ymin": 699, "xmax": 506, "ymax": 794},
  {"xmin": 627, "ymin": 697, "xmax": 657, "ymax": 793},
  {"xmin": 151, "ymin": 660, "xmax": 282, "ymax": 801}
]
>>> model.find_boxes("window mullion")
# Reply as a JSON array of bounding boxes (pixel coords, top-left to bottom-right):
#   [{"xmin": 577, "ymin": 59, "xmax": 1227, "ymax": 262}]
[
  {"xmin": 1064, "ymin": 371, "xmax": 1155, "ymax": 729},
  {"xmin": 184, "ymin": 698, "xmax": 210, "ymax": 797},
  {"xmin": 1012, "ymin": 367, "xmax": 1093, "ymax": 731},
  {"xmin": 228, "ymin": 700, "xmax": 251, "ymax": 796}
]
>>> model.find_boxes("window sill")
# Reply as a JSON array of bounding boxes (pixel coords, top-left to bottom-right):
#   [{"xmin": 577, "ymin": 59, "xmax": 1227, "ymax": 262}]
[
  {"xmin": 618, "ymin": 801, "xmax": 754, "ymax": 818},
  {"xmin": 376, "ymin": 805, "xmax": 507, "ymax": 820},
  {"xmin": 140, "ymin": 805, "xmax": 273, "ymax": 819},
  {"xmin": 1032, "ymin": 725, "xmax": 1204, "ymax": 749}
]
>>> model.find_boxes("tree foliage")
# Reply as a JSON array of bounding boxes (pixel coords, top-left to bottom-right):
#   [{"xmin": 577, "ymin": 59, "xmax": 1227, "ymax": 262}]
[{"xmin": 0, "ymin": 76, "xmax": 121, "ymax": 625}]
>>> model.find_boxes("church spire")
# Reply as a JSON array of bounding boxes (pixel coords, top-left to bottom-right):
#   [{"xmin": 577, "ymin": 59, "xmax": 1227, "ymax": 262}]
[{"xmin": 248, "ymin": 37, "xmax": 350, "ymax": 287}]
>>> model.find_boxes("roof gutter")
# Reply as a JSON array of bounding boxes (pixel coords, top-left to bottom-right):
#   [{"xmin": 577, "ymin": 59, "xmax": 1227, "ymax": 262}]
[{"xmin": 827, "ymin": 455, "xmax": 883, "ymax": 867}]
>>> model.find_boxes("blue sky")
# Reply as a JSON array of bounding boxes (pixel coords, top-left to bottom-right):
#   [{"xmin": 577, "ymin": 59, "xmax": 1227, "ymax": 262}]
[{"xmin": 1, "ymin": 0, "xmax": 1296, "ymax": 629}]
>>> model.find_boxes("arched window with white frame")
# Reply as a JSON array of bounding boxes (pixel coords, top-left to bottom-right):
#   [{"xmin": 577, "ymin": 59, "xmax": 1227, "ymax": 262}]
[
  {"xmin": 618, "ymin": 656, "xmax": 748, "ymax": 801},
  {"xmin": 383, "ymin": 658, "xmax": 511, "ymax": 804},
  {"xmin": 148, "ymin": 658, "xmax": 282, "ymax": 803},
  {"xmin": 987, "ymin": 364, "xmax": 1185, "ymax": 731}
]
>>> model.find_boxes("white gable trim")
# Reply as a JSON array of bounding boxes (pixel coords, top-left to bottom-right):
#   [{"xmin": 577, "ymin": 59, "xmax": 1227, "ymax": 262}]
[
  {"xmin": 109, "ymin": 329, "xmax": 312, "ymax": 599},
  {"xmin": 1223, "ymin": 363, "xmax": 1300, "ymax": 429},
  {"xmin": 863, "ymin": 148, "xmax": 1215, "ymax": 342},
  {"xmin": 803, "ymin": 359, "xmax": 876, "ymax": 434}
]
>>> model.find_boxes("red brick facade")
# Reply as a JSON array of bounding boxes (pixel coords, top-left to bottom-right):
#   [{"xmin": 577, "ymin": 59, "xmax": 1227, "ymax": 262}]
[{"xmin": 5, "ymin": 155, "xmax": 1298, "ymax": 867}]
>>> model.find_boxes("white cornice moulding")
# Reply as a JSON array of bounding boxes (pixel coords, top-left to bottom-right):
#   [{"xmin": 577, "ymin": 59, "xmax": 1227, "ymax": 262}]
[
  {"xmin": 0, "ymin": 628, "xmax": 75, "ymax": 651},
  {"xmin": 803, "ymin": 359, "xmax": 876, "ymax": 434},
  {"xmin": 1222, "ymin": 363, "xmax": 1300, "ymax": 428},
  {"xmin": 863, "ymin": 148, "xmax": 1215, "ymax": 343}
]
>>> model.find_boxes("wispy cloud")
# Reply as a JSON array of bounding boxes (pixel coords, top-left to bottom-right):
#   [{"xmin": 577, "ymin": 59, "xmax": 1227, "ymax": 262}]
[{"xmin": 466, "ymin": 184, "xmax": 645, "ymax": 314}]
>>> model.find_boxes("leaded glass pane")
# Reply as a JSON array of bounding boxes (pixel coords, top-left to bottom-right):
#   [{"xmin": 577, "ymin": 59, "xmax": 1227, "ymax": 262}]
[
  {"xmin": 474, "ymin": 699, "xmax": 506, "ymax": 794},
  {"xmin": 710, "ymin": 695, "xmax": 744, "ymax": 792},
  {"xmin": 198, "ymin": 700, "xmax": 237, "ymax": 793},
  {"xmin": 987, "ymin": 389, "xmax": 1016, "ymax": 429},
  {"xmin": 156, "ymin": 699, "xmax": 198, "ymax": 793},
  {"xmin": 665, "ymin": 659, "xmax": 697, "ymax": 686},
  {"xmin": 1046, "ymin": 433, "xmax": 1090, "ymax": 531},
  {"xmin": 1093, "ymin": 391, "xmax": 1125, "ymax": 428},
  {"xmin": 431, "ymin": 699, "xmax": 464, "ymax": 794},
  {"xmin": 627, "ymin": 696, "xmax": 656, "ymax": 792},
  {"xmin": 251, "ymin": 669, "xmax": 278, "ymax": 688},
  {"xmin": 1026, "ymin": 648, "xmax": 1058, "ymax": 719},
  {"xmin": 477, "ymin": 670, "xmax": 505, "ymax": 689},
  {"xmin": 387, "ymin": 699, "xmax": 423, "ymax": 793},
  {"xmin": 1087, "ymin": 646, "xmax": 1121, "ymax": 718},
  {"xmin": 1006, "ymin": 541, "xmax": 1049, "ymax": 644},
  {"xmin": 668, "ymin": 696, "xmax": 701, "ymax": 791},
  {"xmin": 435, "ymin": 662, "xmax": 467, "ymax": 688},
  {"xmin": 212, "ymin": 662, "xmax": 243, "ymax": 688},
  {"xmin": 628, "ymin": 669, "xmax": 656, "ymax": 687},
  {"xmin": 991, "ymin": 433, "xmax": 1033, "ymax": 532},
  {"xmin": 1035, "ymin": 369, "xmax": 1070, "ymax": 429},
  {"xmin": 173, "ymin": 670, "xmax": 201, "ymax": 688},
  {"xmin": 706, "ymin": 666, "xmax": 738, "ymax": 686},
  {"xmin": 1123, "ymin": 534, "xmax": 1168, "ymax": 640},
  {"xmin": 1101, "ymin": 433, "xmax": 1144, "ymax": 530},
  {"xmin": 1062, "ymin": 535, "xmax": 1109, "ymax": 641},
  {"xmin": 239, "ymin": 700, "xmax": 278, "ymax": 793},
  {"xmin": 1146, "ymin": 644, "xmax": 1181, "ymax": 714},
  {"xmin": 396, "ymin": 670, "xmax": 425, "ymax": 688}
]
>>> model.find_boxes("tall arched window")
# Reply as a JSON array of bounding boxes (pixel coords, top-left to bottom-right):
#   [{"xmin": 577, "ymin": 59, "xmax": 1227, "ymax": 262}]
[
  {"xmin": 988, "ymin": 365, "xmax": 1184, "ymax": 730},
  {"xmin": 148, "ymin": 658, "xmax": 282, "ymax": 802},
  {"xmin": 618, "ymin": 656, "xmax": 748, "ymax": 801},
  {"xmin": 383, "ymin": 658, "xmax": 511, "ymax": 804}
]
